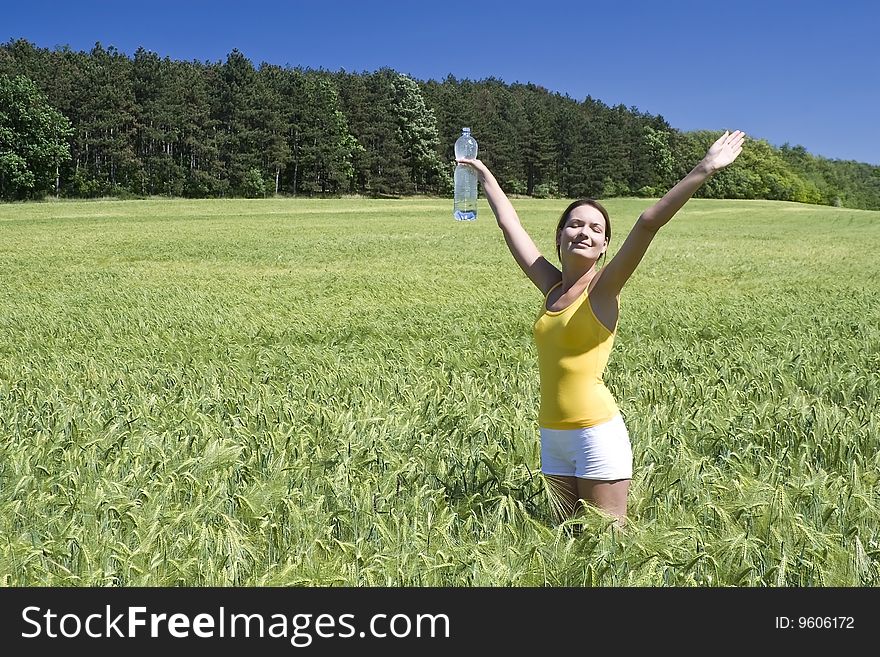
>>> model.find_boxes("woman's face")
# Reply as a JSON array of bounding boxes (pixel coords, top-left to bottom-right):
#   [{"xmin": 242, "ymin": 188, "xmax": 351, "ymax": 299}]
[{"xmin": 557, "ymin": 205, "xmax": 608, "ymax": 263}]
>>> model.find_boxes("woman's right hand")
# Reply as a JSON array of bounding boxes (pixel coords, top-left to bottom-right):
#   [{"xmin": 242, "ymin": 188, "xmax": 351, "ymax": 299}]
[{"xmin": 455, "ymin": 157, "xmax": 488, "ymax": 181}]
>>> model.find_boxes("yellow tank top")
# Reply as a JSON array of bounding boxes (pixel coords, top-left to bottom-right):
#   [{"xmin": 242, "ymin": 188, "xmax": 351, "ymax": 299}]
[{"xmin": 533, "ymin": 281, "xmax": 619, "ymax": 429}]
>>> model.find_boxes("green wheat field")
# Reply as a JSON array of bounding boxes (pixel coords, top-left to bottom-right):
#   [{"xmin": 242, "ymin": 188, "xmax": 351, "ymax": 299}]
[{"xmin": 1, "ymin": 196, "xmax": 878, "ymax": 586}]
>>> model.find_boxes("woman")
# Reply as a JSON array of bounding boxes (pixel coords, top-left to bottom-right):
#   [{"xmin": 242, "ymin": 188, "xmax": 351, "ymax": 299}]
[{"xmin": 457, "ymin": 130, "xmax": 745, "ymax": 523}]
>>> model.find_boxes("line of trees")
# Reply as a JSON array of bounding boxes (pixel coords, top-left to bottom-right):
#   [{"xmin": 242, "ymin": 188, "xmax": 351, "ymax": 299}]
[{"xmin": 2, "ymin": 38, "xmax": 879, "ymax": 209}]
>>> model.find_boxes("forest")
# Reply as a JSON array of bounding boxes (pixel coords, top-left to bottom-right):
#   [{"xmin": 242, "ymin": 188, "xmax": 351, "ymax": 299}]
[{"xmin": 2, "ymin": 38, "xmax": 879, "ymax": 209}]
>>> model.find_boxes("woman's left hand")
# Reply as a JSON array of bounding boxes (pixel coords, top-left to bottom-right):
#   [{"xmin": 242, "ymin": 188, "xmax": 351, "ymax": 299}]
[{"xmin": 702, "ymin": 130, "xmax": 746, "ymax": 172}]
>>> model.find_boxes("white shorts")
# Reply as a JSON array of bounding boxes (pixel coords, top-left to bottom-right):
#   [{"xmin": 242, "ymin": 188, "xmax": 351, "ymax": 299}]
[{"xmin": 540, "ymin": 414, "xmax": 633, "ymax": 481}]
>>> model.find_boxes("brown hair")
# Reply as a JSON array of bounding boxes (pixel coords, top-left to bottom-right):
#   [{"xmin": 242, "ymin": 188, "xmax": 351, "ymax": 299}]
[{"xmin": 555, "ymin": 199, "xmax": 612, "ymax": 263}]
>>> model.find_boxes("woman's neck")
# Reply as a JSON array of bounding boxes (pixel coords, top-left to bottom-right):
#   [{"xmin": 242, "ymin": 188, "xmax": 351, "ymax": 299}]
[{"xmin": 562, "ymin": 261, "xmax": 597, "ymax": 291}]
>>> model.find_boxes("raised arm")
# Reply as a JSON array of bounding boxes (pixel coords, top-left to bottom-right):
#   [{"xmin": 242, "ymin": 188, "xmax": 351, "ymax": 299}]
[
  {"xmin": 456, "ymin": 158, "xmax": 561, "ymax": 295},
  {"xmin": 595, "ymin": 130, "xmax": 746, "ymax": 298}
]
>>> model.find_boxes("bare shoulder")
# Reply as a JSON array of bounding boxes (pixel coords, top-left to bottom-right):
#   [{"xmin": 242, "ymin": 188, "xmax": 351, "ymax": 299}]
[
  {"xmin": 587, "ymin": 266, "xmax": 611, "ymax": 295},
  {"xmin": 524, "ymin": 257, "xmax": 561, "ymax": 298},
  {"xmin": 592, "ymin": 217, "xmax": 658, "ymax": 298},
  {"xmin": 588, "ymin": 268, "xmax": 621, "ymax": 333}
]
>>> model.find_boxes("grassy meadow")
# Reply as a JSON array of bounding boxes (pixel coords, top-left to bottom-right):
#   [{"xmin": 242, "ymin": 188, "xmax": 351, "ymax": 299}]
[{"xmin": 0, "ymin": 195, "xmax": 878, "ymax": 586}]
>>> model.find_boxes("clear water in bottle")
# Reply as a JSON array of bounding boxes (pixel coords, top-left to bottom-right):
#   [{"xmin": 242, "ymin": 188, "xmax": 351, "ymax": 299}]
[{"xmin": 453, "ymin": 128, "xmax": 478, "ymax": 221}]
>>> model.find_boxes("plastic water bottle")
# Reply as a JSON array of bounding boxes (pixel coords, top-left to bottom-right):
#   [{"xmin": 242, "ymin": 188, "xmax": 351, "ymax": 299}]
[{"xmin": 453, "ymin": 128, "xmax": 478, "ymax": 221}]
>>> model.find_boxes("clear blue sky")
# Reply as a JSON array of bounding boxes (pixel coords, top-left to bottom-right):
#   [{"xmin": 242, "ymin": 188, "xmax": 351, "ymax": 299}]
[{"xmin": 4, "ymin": 0, "xmax": 878, "ymax": 164}]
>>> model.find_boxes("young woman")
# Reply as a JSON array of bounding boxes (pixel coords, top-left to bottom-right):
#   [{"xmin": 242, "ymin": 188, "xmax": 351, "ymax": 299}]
[{"xmin": 457, "ymin": 130, "xmax": 745, "ymax": 522}]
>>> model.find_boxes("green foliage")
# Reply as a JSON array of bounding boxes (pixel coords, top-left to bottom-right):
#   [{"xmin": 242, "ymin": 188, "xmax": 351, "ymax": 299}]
[
  {"xmin": 0, "ymin": 73, "xmax": 72, "ymax": 200},
  {"xmin": 241, "ymin": 167, "xmax": 267, "ymax": 198},
  {"xmin": 779, "ymin": 143, "xmax": 880, "ymax": 209},
  {"xmin": 0, "ymin": 151, "xmax": 34, "ymax": 194},
  {"xmin": 681, "ymin": 131, "xmax": 823, "ymax": 204},
  {"xmin": 642, "ymin": 125, "xmax": 675, "ymax": 188},
  {"xmin": 282, "ymin": 71, "xmax": 359, "ymax": 196},
  {"xmin": 0, "ymin": 197, "xmax": 878, "ymax": 586},
  {"xmin": 390, "ymin": 73, "xmax": 449, "ymax": 194},
  {"xmin": 336, "ymin": 69, "xmax": 410, "ymax": 197},
  {"xmin": 515, "ymin": 84, "xmax": 555, "ymax": 196},
  {"xmin": 2, "ymin": 38, "xmax": 879, "ymax": 208},
  {"xmin": 531, "ymin": 181, "xmax": 558, "ymax": 199},
  {"xmin": 601, "ymin": 176, "xmax": 628, "ymax": 198}
]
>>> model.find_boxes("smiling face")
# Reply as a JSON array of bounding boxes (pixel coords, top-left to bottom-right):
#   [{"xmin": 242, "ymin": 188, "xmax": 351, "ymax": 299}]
[{"xmin": 556, "ymin": 202, "xmax": 610, "ymax": 265}]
